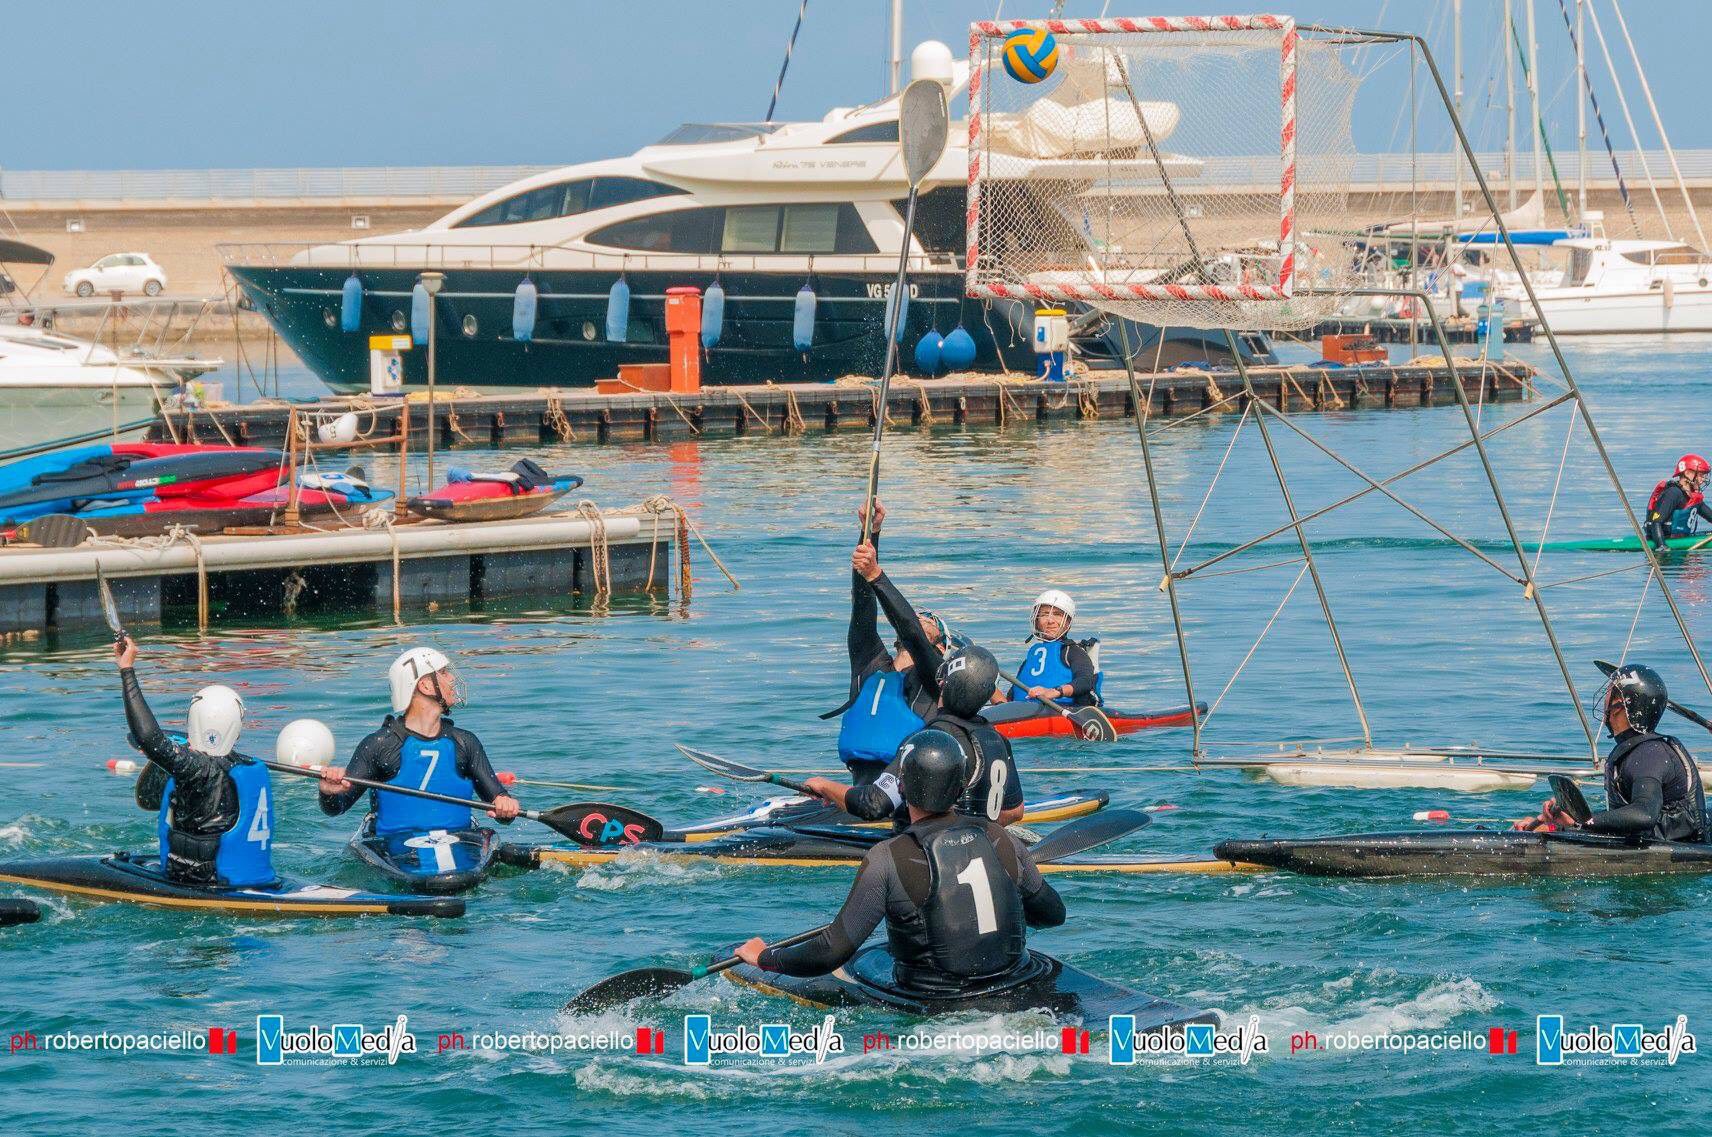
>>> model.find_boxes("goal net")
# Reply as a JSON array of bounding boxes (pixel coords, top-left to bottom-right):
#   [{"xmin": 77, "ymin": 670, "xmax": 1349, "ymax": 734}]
[{"xmin": 967, "ymin": 16, "xmax": 1361, "ymax": 331}]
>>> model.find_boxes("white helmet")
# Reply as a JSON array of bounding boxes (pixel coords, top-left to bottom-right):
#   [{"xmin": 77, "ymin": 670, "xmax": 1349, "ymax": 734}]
[
  {"xmin": 276, "ymin": 718, "xmax": 336, "ymax": 769},
  {"xmin": 389, "ymin": 646, "xmax": 454, "ymax": 713},
  {"xmin": 187, "ymin": 685, "xmax": 245, "ymax": 757},
  {"xmin": 1032, "ymin": 589, "xmax": 1076, "ymax": 622}
]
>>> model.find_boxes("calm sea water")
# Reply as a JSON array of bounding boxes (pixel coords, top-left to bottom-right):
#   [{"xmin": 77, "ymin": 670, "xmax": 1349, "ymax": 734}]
[{"xmin": 3, "ymin": 334, "xmax": 1709, "ymax": 1131}]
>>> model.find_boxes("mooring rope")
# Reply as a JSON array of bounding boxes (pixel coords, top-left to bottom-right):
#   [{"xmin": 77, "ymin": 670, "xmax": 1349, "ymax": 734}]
[
  {"xmin": 575, "ymin": 499, "xmax": 612, "ymax": 609},
  {"xmin": 642, "ymin": 495, "xmax": 741, "ymax": 596}
]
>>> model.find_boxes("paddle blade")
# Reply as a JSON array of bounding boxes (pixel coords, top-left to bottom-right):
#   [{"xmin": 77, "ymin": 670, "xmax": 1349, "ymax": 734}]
[
  {"xmin": 1069, "ymin": 706, "xmax": 1119, "ymax": 743},
  {"xmin": 1549, "ymin": 774, "xmax": 1594, "ymax": 825},
  {"xmin": 676, "ymin": 744, "xmax": 770, "ymax": 782},
  {"xmin": 563, "ymin": 967, "xmax": 694, "ymax": 1014},
  {"xmin": 535, "ymin": 802, "xmax": 665, "ymax": 847},
  {"xmin": 1028, "ymin": 808, "xmax": 1151, "ymax": 864},
  {"xmin": 899, "ymin": 78, "xmax": 950, "ymax": 186},
  {"xmin": 96, "ymin": 569, "xmax": 125, "ymax": 641}
]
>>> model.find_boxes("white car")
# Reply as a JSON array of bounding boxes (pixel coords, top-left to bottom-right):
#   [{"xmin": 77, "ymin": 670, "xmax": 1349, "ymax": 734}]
[{"xmin": 62, "ymin": 253, "xmax": 167, "ymax": 298}]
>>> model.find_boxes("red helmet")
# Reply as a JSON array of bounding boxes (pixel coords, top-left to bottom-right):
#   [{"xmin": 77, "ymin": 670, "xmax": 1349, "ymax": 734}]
[{"xmin": 1678, "ymin": 454, "xmax": 1710, "ymax": 477}]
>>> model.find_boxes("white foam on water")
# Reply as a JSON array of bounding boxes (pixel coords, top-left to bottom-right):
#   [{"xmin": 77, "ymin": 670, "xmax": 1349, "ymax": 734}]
[
  {"xmin": 0, "ymin": 819, "xmax": 32, "ymax": 844},
  {"xmin": 1235, "ymin": 974, "xmax": 1496, "ymax": 1041},
  {"xmin": 563, "ymin": 855, "xmax": 725, "ymax": 893}
]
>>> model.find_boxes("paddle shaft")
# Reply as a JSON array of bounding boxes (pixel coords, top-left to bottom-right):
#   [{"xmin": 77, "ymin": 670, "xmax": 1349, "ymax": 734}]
[
  {"xmin": 259, "ymin": 757, "xmax": 535, "ymax": 819},
  {"xmin": 693, "ymin": 925, "xmax": 831, "ymax": 980},
  {"xmin": 860, "ymin": 185, "xmax": 918, "ymax": 545}
]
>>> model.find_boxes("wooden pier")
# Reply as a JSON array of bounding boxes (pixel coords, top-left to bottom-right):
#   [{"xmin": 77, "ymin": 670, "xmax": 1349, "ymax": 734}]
[
  {"xmin": 151, "ymin": 358, "xmax": 1538, "ymax": 452},
  {"xmin": 0, "ymin": 505, "xmax": 686, "ymax": 633}
]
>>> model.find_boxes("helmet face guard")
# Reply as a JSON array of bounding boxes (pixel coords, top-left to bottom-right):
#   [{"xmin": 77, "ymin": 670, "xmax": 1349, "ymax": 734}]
[{"xmin": 1598, "ymin": 664, "xmax": 1668, "ymax": 736}]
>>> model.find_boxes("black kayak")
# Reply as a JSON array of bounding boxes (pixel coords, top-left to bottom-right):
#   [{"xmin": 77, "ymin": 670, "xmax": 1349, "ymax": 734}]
[
  {"xmin": 1214, "ymin": 829, "xmax": 1712, "ymax": 878},
  {"xmin": 728, "ymin": 944, "xmax": 1217, "ymax": 1027},
  {"xmin": 0, "ymin": 853, "xmax": 464, "ymax": 917},
  {"xmin": 1, "ymin": 898, "xmax": 41, "ymax": 927},
  {"xmin": 348, "ymin": 815, "xmax": 499, "ymax": 895}
]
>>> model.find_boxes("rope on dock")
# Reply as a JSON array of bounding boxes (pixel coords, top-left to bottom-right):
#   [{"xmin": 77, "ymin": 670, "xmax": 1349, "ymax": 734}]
[
  {"xmin": 642, "ymin": 495, "xmax": 741, "ymax": 597},
  {"xmin": 612, "ymin": 377, "xmax": 701, "ymax": 437},
  {"xmin": 363, "ymin": 509, "xmax": 403, "ymax": 624},
  {"xmin": 1313, "ymin": 367, "xmax": 1346, "ymax": 410},
  {"xmin": 731, "ymin": 388, "xmax": 774, "ymax": 433},
  {"xmin": 542, "ymin": 395, "xmax": 577, "ymax": 441},
  {"xmin": 575, "ymin": 500, "xmax": 612, "ymax": 610},
  {"xmin": 767, "ymin": 383, "xmax": 807, "ymax": 435},
  {"xmin": 85, "ymin": 525, "xmax": 211, "ymax": 630}
]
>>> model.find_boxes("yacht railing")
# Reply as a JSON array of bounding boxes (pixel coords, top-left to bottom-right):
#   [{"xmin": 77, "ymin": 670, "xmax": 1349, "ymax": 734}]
[{"xmin": 218, "ymin": 241, "xmax": 960, "ymax": 276}]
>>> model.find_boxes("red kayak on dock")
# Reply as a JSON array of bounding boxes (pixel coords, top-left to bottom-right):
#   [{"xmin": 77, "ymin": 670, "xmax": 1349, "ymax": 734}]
[
  {"xmin": 407, "ymin": 459, "xmax": 583, "ymax": 523},
  {"xmin": 985, "ymin": 699, "xmax": 1204, "ymax": 739}
]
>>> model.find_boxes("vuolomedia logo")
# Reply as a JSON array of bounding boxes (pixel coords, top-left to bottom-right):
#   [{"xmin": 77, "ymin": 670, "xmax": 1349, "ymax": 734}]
[
  {"xmin": 1536, "ymin": 1014, "xmax": 1696, "ymax": 1066},
  {"xmin": 255, "ymin": 1013, "xmax": 415, "ymax": 1066},
  {"xmin": 1109, "ymin": 1015, "xmax": 1266, "ymax": 1064},
  {"xmin": 682, "ymin": 1013, "xmax": 842, "ymax": 1065}
]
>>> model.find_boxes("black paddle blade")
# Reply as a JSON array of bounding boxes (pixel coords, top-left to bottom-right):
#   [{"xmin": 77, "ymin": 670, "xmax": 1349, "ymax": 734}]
[
  {"xmin": 1028, "ymin": 808, "xmax": 1151, "ymax": 864},
  {"xmin": 1549, "ymin": 774, "xmax": 1594, "ymax": 825},
  {"xmin": 1069, "ymin": 706, "xmax": 1119, "ymax": 743},
  {"xmin": 535, "ymin": 802, "xmax": 665, "ymax": 847},
  {"xmin": 563, "ymin": 967, "xmax": 694, "ymax": 1014}
]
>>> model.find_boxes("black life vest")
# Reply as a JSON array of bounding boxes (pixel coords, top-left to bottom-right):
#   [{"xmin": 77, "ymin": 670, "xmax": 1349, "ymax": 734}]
[
  {"xmin": 923, "ymin": 710, "xmax": 1014, "ymax": 822},
  {"xmin": 887, "ymin": 819, "xmax": 1027, "ymax": 991},
  {"xmin": 1606, "ymin": 731, "xmax": 1708, "ymax": 843}
]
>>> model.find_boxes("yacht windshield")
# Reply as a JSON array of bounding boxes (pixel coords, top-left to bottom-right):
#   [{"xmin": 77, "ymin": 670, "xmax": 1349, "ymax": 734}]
[{"xmin": 654, "ymin": 123, "xmax": 782, "ymax": 146}]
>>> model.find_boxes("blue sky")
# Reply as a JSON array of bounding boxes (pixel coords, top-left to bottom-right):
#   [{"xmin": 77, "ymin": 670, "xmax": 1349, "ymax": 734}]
[{"xmin": 12, "ymin": 1, "xmax": 1707, "ymax": 170}]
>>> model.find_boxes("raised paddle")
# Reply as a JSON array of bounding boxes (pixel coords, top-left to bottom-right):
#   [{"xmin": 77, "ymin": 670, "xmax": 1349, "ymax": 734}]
[
  {"xmin": 676, "ymin": 743, "xmax": 816, "ymax": 795},
  {"xmin": 860, "ymin": 77, "xmax": 950, "ymax": 544},
  {"xmin": 96, "ymin": 573, "xmax": 664, "ymax": 849},
  {"xmin": 563, "ymin": 808, "xmax": 1154, "ymax": 1013},
  {"xmin": 1593, "ymin": 659, "xmax": 1712, "ymax": 732}
]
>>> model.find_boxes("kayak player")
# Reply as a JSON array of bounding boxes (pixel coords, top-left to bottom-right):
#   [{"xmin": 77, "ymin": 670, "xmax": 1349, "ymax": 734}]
[
  {"xmin": 993, "ymin": 589, "xmax": 1101, "ymax": 708},
  {"xmin": 1517, "ymin": 663, "xmax": 1707, "ymax": 841},
  {"xmin": 316, "ymin": 646, "xmax": 520, "ymax": 831},
  {"xmin": 118, "ymin": 636, "xmax": 276, "ymax": 887},
  {"xmin": 823, "ymin": 500, "xmax": 950, "ymax": 785},
  {"xmin": 1645, "ymin": 454, "xmax": 1712, "ymax": 550},
  {"xmin": 803, "ymin": 642, "xmax": 1025, "ymax": 828},
  {"xmin": 734, "ymin": 728, "xmax": 1065, "ymax": 993}
]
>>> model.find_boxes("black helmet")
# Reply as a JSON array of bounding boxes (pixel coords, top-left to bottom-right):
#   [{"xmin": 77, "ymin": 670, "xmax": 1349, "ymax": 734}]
[
  {"xmin": 937, "ymin": 645, "xmax": 999, "ymax": 718},
  {"xmin": 899, "ymin": 728, "xmax": 972, "ymax": 813},
  {"xmin": 1606, "ymin": 664, "xmax": 1668, "ymax": 734}
]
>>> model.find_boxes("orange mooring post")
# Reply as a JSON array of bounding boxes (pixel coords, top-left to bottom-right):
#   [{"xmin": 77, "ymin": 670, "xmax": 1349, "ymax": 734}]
[{"xmin": 665, "ymin": 286, "xmax": 702, "ymax": 393}]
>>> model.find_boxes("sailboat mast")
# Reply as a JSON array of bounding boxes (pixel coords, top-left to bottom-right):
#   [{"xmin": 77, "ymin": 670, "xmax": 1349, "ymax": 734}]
[
  {"xmin": 1454, "ymin": 0, "xmax": 1464, "ymax": 221},
  {"xmin": 1504, "ymin": 0, "xmax": 1517, "ymax": 211},
  {"xmin": 1577, "ymin": 0, "xmax": 1588, "ymax": 219},
  {"xmin": 1527, "ymin": 0, "xmax": 1543, "ymax": 205},
  {"xmin": 1609, "ymin": 0, "xmax": 1710, "ymax": 251},
  {"xmin": 888, "ymin": 0, "xmax": 903, "ymax": 95}
]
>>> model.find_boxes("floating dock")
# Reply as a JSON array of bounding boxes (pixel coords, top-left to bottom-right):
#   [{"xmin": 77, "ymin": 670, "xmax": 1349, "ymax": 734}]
[
  {"xmin": 0, "ymin": 505, "xmax": 685, "ymax": 633},
  {"xmin": 150, "ymin": 358, "xmax": 1537, "ymax": 452},
  {"xmin": 1304, "ymin": 317, "xmax": 1536, "ymax": 344}
]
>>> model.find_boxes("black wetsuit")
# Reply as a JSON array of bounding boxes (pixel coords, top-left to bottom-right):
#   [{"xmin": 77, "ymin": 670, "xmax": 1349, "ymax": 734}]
[
  {"xmin": 1646, "ymin": 479, "xmax": 1712, "ymax": 548},
  {"xmin": 317, "ymin": 714, "xmax": 508, "ymax": 818},
  {"xmin": 824, "ymin": 530, "xmax": 945, "ymax": 784},
  {"xmin": 759, "ymin": 813, "xmax": 1066, "ymax": 994},
  {"xmin": 844, "ymin": 708, "xmax": 1024, "ymax": 827},
  {"xmin": 125, "ymin": 668, "xmax": 252, "ymax": 885},
  {"xmin": 1585, "ymin": 729, "xmax": 1707, "ymax": 842}
]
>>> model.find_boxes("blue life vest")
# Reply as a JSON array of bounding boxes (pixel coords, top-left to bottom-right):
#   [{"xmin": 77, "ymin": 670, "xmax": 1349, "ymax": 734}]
[
  {"xmin": 375, "ymin": 733, "xmax": 475, "ymax": 834},
  {"xmin": 838, "ymin": 669, "xmax": 926, "ymax": 766},
  {"xmin": 1009, "ymin": 638, "xmax": 1104, "ymax": 704},
  {"xmin": 157, "ymin": 759, "xmax": 276, "ymax": 887}
]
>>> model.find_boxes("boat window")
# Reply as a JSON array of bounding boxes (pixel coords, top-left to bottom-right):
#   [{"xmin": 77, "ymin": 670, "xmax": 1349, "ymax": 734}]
[
  {"xmin": 895, "ymin": 187, "xmax": 968, "ymax": 255},
  {"xmin": 454, "ymin": 178, "xmax": 685, "ymax": 229},
  {"xmin": 588, "ymin": 177, "xmax": 686, "ymax": 211},
  {"xmin": 1565, "ymin": 248, "xmax": 1593, "ymax": 286},
  {"xmin": 654, "ymin": 123, "xmax": 783, "ymax": 146},
  {"xmin": 723, "ymin": 206, "xmax": 781, "ymax": 253},
  {"xmin": 1621, "ymin": 244, "xmax": 1707, "ymax": 266},
  {"xmin": 587, "ymin": 207, "xmax": 722, "ymax": 253},
  {"xmin": 827, "ymin": 121, "xmax": 900, "ymax": 145},
  {"xmin": 780, "ymin": 205, "xmax": 841, "ymax": 252}
]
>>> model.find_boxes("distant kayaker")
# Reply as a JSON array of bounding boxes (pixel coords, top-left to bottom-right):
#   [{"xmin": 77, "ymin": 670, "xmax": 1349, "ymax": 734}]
[
  {"xmin": 317, "ymin": 646, "xmax": 519, "ymax": 831},
  {"xmin": 734, "ymin": 728, "xmax": 1065, "ymax": 993},
  {"xmin": 118, "ymin": 636, "xmax": 276, "ymax": 887},
  {"xmin": 1517, "ymin": 664, "xmax": 1707, "ymax": 841},
  {"xmin": 1645, "ymin": 455, "xmax": 1712, "ymax": 550},
  {"xmin": 994, "ymin": 589, "xmax": 1102, "ymax": 708},
  {"xmin": 823, "ymin": 500, "xmax": 949, "ymax": 784},
  {"xmin": 805, "ymin": 641, "xmax": 1025, "ymax": 828}
]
